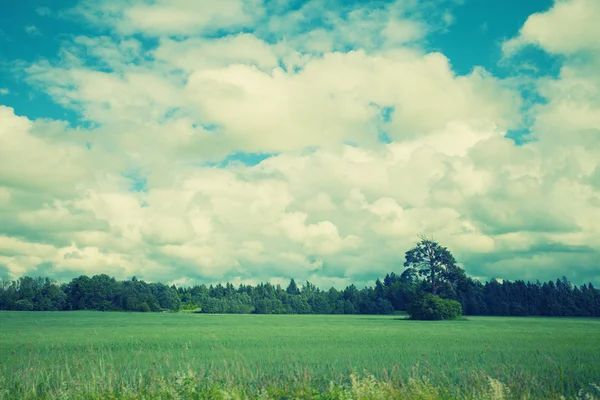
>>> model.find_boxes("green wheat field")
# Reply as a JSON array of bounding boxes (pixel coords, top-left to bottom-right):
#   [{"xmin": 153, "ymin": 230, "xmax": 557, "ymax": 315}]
[{"xmin": 0, "ymin": 312, "xmax": 599, "ymax": 399}]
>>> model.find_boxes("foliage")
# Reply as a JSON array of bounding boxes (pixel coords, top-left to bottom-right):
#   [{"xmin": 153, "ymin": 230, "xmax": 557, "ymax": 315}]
[
  {"xmin": 1, "ymin": 235, "xmax": 600, "ymax": 318},
  {"xmin": 1, "ymin": 272, "xmax": 599, "ymax": 317},
  {"xmin": 407, "ymin": 292, "xmax": 463, "ymax": 320},
  {"xmin": 403, "ymin": 236, "xmax": 465, "ymax": 295}
]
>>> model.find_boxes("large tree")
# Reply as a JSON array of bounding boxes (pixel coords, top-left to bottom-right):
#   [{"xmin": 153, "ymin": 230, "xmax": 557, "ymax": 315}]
[{"xmin": 403, "ymin": 236, "xmax": 464, "ymax": 295}]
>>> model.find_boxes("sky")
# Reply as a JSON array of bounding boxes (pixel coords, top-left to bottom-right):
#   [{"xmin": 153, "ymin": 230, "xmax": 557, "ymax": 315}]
[{"xmin": 0, "ymin": 0, "xmax": 599, "ymax": 289}]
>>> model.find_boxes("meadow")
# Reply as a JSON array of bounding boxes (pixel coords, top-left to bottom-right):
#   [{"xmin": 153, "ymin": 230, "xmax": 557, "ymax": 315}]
[{"xmin": 0, "ymin": 312, "xmax": 599, "ymax": 399}]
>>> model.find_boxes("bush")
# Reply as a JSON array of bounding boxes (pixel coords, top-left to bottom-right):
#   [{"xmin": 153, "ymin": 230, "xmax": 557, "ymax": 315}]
[
  {"xmin": 13, "ymin": 299, "xmax": 34, "ymax": 311},
  {"xmin": 408, "ymin": 293, "xmax": 462, "ymax": 320},
  {"xmin": 136, "ymin": 302, "xmax": 151, "ymax": 312}
]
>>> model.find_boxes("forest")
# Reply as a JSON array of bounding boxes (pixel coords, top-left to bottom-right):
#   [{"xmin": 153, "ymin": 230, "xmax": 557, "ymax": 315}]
[{"xmin": 1, "ymin": 272, "xmax": 599, "ymax": 317}]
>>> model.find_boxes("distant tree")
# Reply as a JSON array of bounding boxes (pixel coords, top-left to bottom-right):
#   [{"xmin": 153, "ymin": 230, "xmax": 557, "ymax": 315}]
[
  {"xmin": 343, "ymin": 284, "xmax": 360, "ymax": 310},
  {"xmin": 387, "ymin": 280, "xmax": 415, "ymax": 311},
  {"xmin": 302, "ymin": 281, "xmax": 317, "ymax": 295},
  {"xmin": 374, "ymin": 279, "xmax": 385, "ymax": 299},
  {"xmin": 343, "ymin": 299, "xmax": 356, "ymax": 314},
  {"xmin": 14, "ymin": 299, "xmax": 34, "ymax": 311},
  {"xmin": 375, "ymin": 298, "xmax": 393, "ymax": 314},
  {"xmin": 403, "ymin": 236, "xmax": 463, "ymax": 295},
  {"xmin": 3, "ymin": 267, "xmax": 599, "ymax": 317},
  {"xmin": 287, "ymin": 295, "xmax": 312, "ymax": 314},
  {"xmin": 286, "ymin": 279, "xmax": 300, "ymax": 295},
  {"xmin": 309, "ymin": 294, "xmax": 333, "ymax": 314},
  {"xmin": 383, "ymin": 273, "xmax": 398, "ymax": 287},
  {"xmin": 150, "ymin": 283, "xmax": 181, "ymax": 311}
]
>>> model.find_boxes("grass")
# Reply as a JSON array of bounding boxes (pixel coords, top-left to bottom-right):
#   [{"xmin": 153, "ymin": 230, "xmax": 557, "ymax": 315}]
[{"xmin": 0, "ymin": 312, "xmax": 599, "ymax": 399}]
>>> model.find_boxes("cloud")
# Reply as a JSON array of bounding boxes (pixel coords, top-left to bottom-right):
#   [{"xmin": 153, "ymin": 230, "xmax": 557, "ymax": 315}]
[
  {"xmin": 502, "ymin": 0, "xmax": 600, "ymax": 148},
  {"xmin": 24, "ymin": 25, "xmax": 42, "ymax": 36},
  {"xmin": 25, "ymin": 35, "xmax": 520, "ymax": 157},
  {"xmin": 36, "ymin": 7, "xmax": 52, "ymax": 16},
  {"xmin": 153, "ymin": 34, "xmax": 279, "ymax": 72},
  {"xmin": 72, "ymin": 0, "xmax": 265, "ymax": 36},
  {"xmin": 0, "ymin": 0, "xmax": 599, "ymax": 288},
  {"xmin": 2, "ymin": 97, "xmax": 599, "ymax": 285},
  {"xmin": 503, "ymin": 0, "xmax": 600, "ymax": 56},
  {"xmin": 0, "ymin": 107, "xmax": 120, "ymax": 196},
  {"xmin": 0, "ymin": 88, "xmax": 9, "ymax": 95}
]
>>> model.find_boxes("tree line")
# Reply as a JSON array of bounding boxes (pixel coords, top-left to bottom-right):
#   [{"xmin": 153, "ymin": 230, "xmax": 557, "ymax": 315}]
[
  {"xmin": 1, "ymin": 272, "xmax": 598, "ymax": 316},
  {"xmin": 1, "ymin": 237, "xmax": 598, "ymax": 317}
]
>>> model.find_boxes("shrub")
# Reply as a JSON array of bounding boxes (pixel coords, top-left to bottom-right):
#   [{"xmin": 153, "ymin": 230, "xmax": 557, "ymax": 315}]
[
  {"xmin": 136, "ymin": 302, "xmax": 151, "ymax": 312},
  {"xmin": 407, "ymin": 293, "xmax": 462, "ymax": 320},
  {"xmin": 13, "ymin": 299, "xmax": 34, "ymax": 311}
]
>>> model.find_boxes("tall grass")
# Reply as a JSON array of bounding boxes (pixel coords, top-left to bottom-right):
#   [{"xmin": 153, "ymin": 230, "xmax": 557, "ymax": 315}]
[{"xmin": 1, "ymin": 312, "xmax": 599, "ymax": 399}]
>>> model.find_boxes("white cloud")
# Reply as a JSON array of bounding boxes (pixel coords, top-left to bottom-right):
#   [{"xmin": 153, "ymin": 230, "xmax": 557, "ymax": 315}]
[
  {"xmin": 0, "ymin": 106, "xmax": 111, "ymax": 196},
  {"xmin": 502, "ymin": 0, "xmax": 600, "ymax": 150},
  {"xmin": 154, "ymin": 35, "xmax": 279, "ymax": 72},
  {"xmin": 0, "ymin": 88, "xmax": 9, "ymax": 95},
  {"xmin": 73, "ymin": 0, "xmax": 264, "ymax": 36},
  {"xmin": 24, "ymin": 25, "xmax": 42, "ymax": 36},
  {"xmin": 503, "ymin": 0, "xmax": 600, "ymax": 56},
  {"xmin": 26, "ymin": 39, "xmax": 520, "ymax": 157},
  {"xmin": 36, "ymin": 7, "xmax": 52, "ymax": 16},
  {"xmin": 1, "ymin": 0, "xmax": 599, "ymax": 288}
]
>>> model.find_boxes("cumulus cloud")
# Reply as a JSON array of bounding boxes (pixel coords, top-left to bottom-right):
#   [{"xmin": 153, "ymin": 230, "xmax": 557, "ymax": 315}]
[
  {"xmin": 1, "ymin": 0, "xmax": 599, "ymax": 287},
  {"xmin": 503, "ymin": 0, "xmax": 600, "ymax": 145},
  {"xmin": 502, "ymin": 0, "xmax": 600, "ymax": 56},
  {"xmin": 72, "ymin": 0, "xmax": 265, "ymax": 36},
  {"xmin": 25, "ymin": 40, "xmax": 520, "ymax": 158}
]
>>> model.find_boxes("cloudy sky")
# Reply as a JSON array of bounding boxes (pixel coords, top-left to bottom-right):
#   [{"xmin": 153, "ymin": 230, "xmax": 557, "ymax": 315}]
[{"xmin": 0, "ymin": 0, "xmax": 599, "ymax": 289}]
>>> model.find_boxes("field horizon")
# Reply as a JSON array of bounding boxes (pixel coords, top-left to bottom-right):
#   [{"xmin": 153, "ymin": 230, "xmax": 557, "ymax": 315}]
[{"xmin": 1, "ymin": 311, "xmax": 599, "ymax": 399}]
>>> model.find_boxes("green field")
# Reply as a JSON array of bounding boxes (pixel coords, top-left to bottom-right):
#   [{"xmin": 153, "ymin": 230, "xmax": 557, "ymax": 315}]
[{"xmin": 0, "ymin": 312, "xmax": 599, "ymax": 399}]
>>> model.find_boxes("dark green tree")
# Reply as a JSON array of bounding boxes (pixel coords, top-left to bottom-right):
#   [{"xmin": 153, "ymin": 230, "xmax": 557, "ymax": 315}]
[
  {"xmin": 403, "ymin": 236, "xmax": 463, "ymax": 295},
  {"xmin": 286, "ymin": 278, "xmax": 300, "ymax": 295}
]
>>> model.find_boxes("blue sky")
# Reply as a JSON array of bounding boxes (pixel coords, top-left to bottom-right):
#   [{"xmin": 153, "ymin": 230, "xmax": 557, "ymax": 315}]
[{"xmin": 0, "ymin": 0, "xmax": 599, "ymax": 288}]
